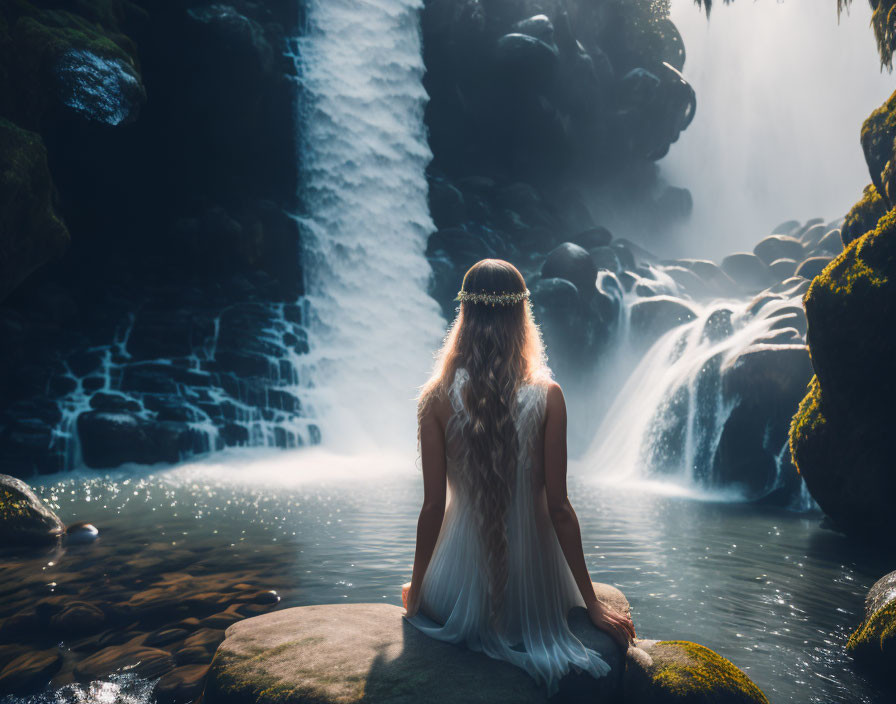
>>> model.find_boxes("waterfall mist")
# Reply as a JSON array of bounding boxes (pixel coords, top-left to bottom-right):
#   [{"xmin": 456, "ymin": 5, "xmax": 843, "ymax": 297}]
[
  {"xmin": 295, "ymin": 0, "xmax": 446, "ymax": 453},
  {"xmin": 662, "ymin": 0, "xmax": 892, "ymax": 259}
]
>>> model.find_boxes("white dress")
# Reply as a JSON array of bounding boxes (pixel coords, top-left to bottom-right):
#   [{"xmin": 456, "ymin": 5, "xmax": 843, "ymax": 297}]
[{"xmin": 406, "ymin": 367, "xmax": 611, "ymax": 695}]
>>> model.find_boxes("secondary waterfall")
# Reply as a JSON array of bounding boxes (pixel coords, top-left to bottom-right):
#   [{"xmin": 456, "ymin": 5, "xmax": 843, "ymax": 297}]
[
  {"xmin": 294, "ymin": 0, "xmax": 446, "ymax": 451},
  {"xmin": 584, "ymin": 266, "xmax": 816, "ymax": 509}
]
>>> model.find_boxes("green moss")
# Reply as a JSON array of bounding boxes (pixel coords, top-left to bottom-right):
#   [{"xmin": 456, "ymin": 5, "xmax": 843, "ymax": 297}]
[
  {"xmin": 649, "ymin": 641, "xmax": 770, "ymax": 703},
  {"xmin": 842, "ymin": 184, "xmax": 888, "ymax": 245},
  {"xmin": 0, "ymin": 487, "xmax": 32, "ymax": 520},
  {"xmin": 788, "ymin": 186, "xmax": 896, "ymax": 538},
  {"xmin": 847, "ymin": 602, "xmax": 896, "ymax": 669},
  {"xmin": 0, "ymin": 0, "xmax": 143, "ymax": 127},
  {"xmin": 860, "ymin": 89, "xmax": 896, "ymax": 204}
]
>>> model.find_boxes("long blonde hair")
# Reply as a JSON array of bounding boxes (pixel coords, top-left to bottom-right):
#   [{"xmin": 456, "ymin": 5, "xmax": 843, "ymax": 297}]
[{"xmin": 417, "ymin": 259, "xmax": 552, "ymax": 626}]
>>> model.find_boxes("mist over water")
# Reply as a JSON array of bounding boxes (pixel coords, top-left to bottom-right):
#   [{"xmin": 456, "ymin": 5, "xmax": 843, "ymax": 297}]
[
  {"xmin": 663, "ymin": 0, "xmax": 893, "ymax": 259},
  {"xmin": 295, "ymin": 0, "xmax": 445, "ymax": 453}
]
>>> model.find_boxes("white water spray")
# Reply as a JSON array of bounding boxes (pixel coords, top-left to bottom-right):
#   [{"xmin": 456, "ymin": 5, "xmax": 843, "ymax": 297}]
[
  {"xmin": 663, "ymin": 0, "xmax": 892, "ymax": 259},
  {"xmin": 294, "ymin": 0, "xmax": 446, "ymax": 452}
]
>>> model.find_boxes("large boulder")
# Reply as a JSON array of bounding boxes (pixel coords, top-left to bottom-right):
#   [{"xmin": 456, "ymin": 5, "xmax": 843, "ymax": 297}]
[
  {"xmin": 714, "ymin": 345, "xmax": 812, "ymax": 500},
  {"xmin": 720, "ymin": 253, "xmax": 775, "ymax": 292},
  {"xmin": 789, "ymin": 207, "xmax": 896, "ymax": 542},
  {"xmin": 847, "ymin": 570, "xmax": 896, "ymax": 674},
  {"xmin": 203, "ymin": 599, "xmax": 627, "ymax": 704},
  {"xmin": 542, "ymin": 242, "xmax": 598, "ymax": 300},
  {"xmin": 76, "ymin": 411, "xmax": 203, "ymax": 469},
  {"xmin": 629, "ymin": 296, "xmax": 697, "ymax": 346},
  {"xmin": 624, "ymin": 640, "xmax": 769, "ymax": 704},
  {"xmin": 753, "ymin": 235, "xmax": 805, "ymax": 265},
  {"xmin": 0, "ymin": 474, "xmax": 64, "ymax": 547}
]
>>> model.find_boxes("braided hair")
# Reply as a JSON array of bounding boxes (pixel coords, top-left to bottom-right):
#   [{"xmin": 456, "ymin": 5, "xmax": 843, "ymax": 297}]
[{"xmin": 417, "ymin": 259, "xmax": 551, "ymax": 628}]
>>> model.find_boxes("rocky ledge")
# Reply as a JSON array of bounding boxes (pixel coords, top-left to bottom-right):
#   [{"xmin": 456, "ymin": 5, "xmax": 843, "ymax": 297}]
[{"xmin": 204, "ymin": 587, "xmax": 768, "ymax": 704}]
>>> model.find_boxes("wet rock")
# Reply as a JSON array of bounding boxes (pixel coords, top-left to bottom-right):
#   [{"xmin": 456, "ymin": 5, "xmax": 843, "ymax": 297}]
[
  {"xmin": 768, "ymin": 277, "xmax": 811, "ymax": 297},
  {"xmin": 768, "ymin": 258, "xmax": 797, "ymax": 280},
  {"xmin": 204, "ymin": 601, "xmax": 626, "ymax": 704},
  {"xmin": 624, "ymin": 639, "xmax": 769, "ymax": 703},
  {"xmin": 611, "ymin": 241, "xmax": 637, "ymax": 271},
  {"xmin": 65, "ymin": 522, "xmax": 99, "ymax": 545},
  {"xmin": 200, "ymin": 605, "xmax": 245, "ymax": 630},
  {"xmin": 542, "ymin": 243, "xmax": 597, "ymax": 299},
  {"xmin": 629, "ymin": 296, "xmax": 697, "ymax": 346},
  {"xmin": 715, "ymin": 345, "xmax": 813, "ymax": 499},
  {"xmin": 146, "ymin": 628, "xmax": 191, "ymax": 648},
  {"xmin": 0, "ymin": 648, "xmax": 63, "ymax": 694},
  {"xmin": 799, "ymin": 223, "xmax": 828, "ymax": 249},
  {"xmin": 175, "ymin": 645, "xmax": 212, "ymax": 666},
  {"xmin": 847, "ymin": 570, "xmax": 896, "ymax": 674},
  {"xmin": 795, "ymin": 256, "xmax": 833, "ymax": 280},
  {"xmin": 753, "ymin": 235, "xmax": 805, "ymax": 265},
  {"xmin": 663, "ymin": 266, "xmax": 711, "ymax": 299},
  {"xmin": 74, "ymin": 644, "xmax": 175, "ymax": 681},
  {"xmin": 88, "ymin": 392, "xmax": 141, "ymax": 413},
  {"xmin": 182, "ymin": 628, "xmax": 226, "ymax": 653},
  {"xmin": 495, "ymin": 33, "xmax": 559, "ymax": 90},
  {"xmin": 676, "ymin": 259, "xmax": 736, "ymax": 295},
  {"xmin": 55, "ymin": 49, "xmax": 146, "ymax": 126},
  {"xmin": 572, "ymin": 226, "xmax": 612, "ymax": 250},
  {"xmin": 772, "ymin": 219, "xmax": 801, "ymax": 236},
  {"xmin": 0, "ymin": 474, "xmax": 64, "ymax": 547},
  {"xmin": 50, "ymin": 601, "xmax": 105, "ymax": 634},
  {"xmin": 720, "ymin": 253, "xmax": 775, "ymax": 292},
  {"xmin": 790, "ymin": 203, "xmax": 896, "ymax": 542},
  {"xmin": 77, "ymin": 412, "xmax": 200, "ymax": 469},
  {"xmin": 701, "ymin": 309, "xmax": 734, "ymax": 344},
  {"xmin": 154, "ymin": 664, "xmax": 210, "ymax": 704},
  {"xmin": 251, "ymin": 590, "xmax": 280, "ymax": 605},
  {"xmin": 589, "ymin": 246, "xmax": 621, "ymax": 273},
  {"xmin": 428, "ymin": 179, "xmax": 465, "ymax": 229},
  {"xmin": 815, "ymin": 229, "xmax": 844, "ymax": 256}
]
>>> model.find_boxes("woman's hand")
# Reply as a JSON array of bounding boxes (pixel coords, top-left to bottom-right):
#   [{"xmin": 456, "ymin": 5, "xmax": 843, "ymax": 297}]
[
  {"xmin": 587, "ymin": 599, "xmax": 636, "ymax": 651},
  {"xmin": 402, "ymin": 581, "xmax": 421, "ymax": 618}
]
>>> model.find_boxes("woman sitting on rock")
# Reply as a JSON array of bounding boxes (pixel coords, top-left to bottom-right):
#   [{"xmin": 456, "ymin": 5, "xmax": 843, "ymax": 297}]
[{"xmin": 402, "ymin": 258, "xmax": 635, "ymax": 695}]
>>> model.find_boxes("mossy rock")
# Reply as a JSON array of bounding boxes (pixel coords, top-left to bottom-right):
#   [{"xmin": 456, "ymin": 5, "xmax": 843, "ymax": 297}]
[
  {"xmin": 203, "ymin": 602, "xmax": 627, "ymax": 704},
  {"xmin": 624, "ymin": 639, "xmax": 769, "ymax": 703},
  {"xmin": 789, "ymin": 205, "xmax": 896, "ymax": 541},
  {"xmin": 1, "ymin": 1, "xmax": 146, "ymax": 127},
  {"xmin": 841, "ymin": 184, "xmax": 887, "ymax": 245},
  {"xmin": 0, "ymin": 117, "xmax": 69, "ymax": 301},
  {"xmin": 860, "ymin": 88, "xmax": 896, "ymax": 204},
  {"xmin": 847, "ymin": 570, "xmax": 896, "ymax": 674},
  {"xmin": 0, "ymin": 473, "xmax": 64, "ymax": 547}
]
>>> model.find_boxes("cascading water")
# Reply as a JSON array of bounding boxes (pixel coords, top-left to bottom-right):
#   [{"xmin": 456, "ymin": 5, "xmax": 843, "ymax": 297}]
[
  {"xmin": 584, "ymin": 254, "xmax": 820, "ymax": 509},
  {"xmin": 294, "ymin": 0, "xmax": 446, "ymax": 452}
]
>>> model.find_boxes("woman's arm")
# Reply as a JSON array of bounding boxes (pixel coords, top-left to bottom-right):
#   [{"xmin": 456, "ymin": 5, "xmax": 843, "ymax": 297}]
[
  {"xmin": 544, "ymin": 382, "xmax": 635, "ymax": 648},
  {"xmin": 404, "ymin": 397, "xmax": 448, "ymax": 618}
]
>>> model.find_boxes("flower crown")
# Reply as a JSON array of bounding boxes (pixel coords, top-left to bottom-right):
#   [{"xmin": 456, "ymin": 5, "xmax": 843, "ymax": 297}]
[{"xmin": 455, "ymin": 288, "xmax": 530, "ymax": 306}]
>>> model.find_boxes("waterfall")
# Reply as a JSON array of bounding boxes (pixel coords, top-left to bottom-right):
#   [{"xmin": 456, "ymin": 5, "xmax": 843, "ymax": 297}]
[
  {"xmin": 584, "ymin": 275, "xmax": 814, "ymax": 506},
  {"xmin": 294, "ymin": 0, "xmax": 446, "ymax": 452}
]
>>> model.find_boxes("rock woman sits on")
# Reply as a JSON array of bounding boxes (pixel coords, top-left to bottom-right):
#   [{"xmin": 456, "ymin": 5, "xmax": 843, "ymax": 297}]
[{"xmin": 402, "ymin": 258, "xmax": 635, "ymax": 696}]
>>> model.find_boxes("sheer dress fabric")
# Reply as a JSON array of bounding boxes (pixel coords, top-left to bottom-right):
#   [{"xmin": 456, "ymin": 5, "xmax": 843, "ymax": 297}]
[{"xmin": 406, "ymin": 367, "xmax": 611, "ymax": 695}]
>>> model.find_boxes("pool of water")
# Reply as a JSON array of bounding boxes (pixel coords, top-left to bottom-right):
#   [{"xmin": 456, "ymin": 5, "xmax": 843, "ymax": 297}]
[{"xmin": 4, "ymin": 448, "xmax": 894, "ymax": 704}]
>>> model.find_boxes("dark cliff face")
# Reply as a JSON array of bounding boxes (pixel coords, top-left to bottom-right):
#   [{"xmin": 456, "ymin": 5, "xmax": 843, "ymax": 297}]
[
  {"xmin": 0, "ymin": 1, "xmax": 305, "ymax": 476},
  {"xmin": 0, "ymin": 0, "xmax": 700, "ymax": 476}
]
